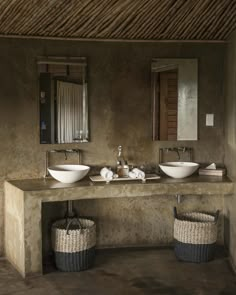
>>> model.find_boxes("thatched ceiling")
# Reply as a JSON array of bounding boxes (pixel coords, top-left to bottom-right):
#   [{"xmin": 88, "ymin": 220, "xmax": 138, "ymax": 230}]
[{"xmin": 0, "ymin": 0, "xmax": 235, "ymax": 41}]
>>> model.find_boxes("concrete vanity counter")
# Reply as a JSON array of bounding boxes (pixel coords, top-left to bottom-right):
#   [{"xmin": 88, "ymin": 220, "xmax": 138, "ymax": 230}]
[
  {"xmin": 6, "ymin": 175, "xmax": 233, "ymax": 200},
  {"xmin": 4, "ymin": 176, "xmax": 234, "ymax": 278}
]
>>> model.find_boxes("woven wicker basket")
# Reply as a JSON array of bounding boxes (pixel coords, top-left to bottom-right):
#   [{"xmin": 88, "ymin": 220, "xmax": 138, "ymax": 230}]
[
  {"xmin": 52, "ymin": 218, "xmax": 96, "ymax": 272},
  {"xmin": 174, "ymin": 207, "xmax": 219, "ymax": 263}
]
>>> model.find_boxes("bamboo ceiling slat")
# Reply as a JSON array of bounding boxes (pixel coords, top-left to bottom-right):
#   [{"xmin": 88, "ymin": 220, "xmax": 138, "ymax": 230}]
[
  {"xmin": 192, "ymin": 0, "xmax": 226, "ymax": 39},
  {"xmin": 14, "ymin": 3, "xmax": 49, "ymax": 34},
  {"xmin": 142, "ymin": 1, "xmax": 175, "ymax": 39},
  {"xmin": 157, "ymin": 0, "xmax": 193, "ymax": 38},
  {"xmin": 216, "ymin": 10, "xmax": 236, "ymax": 39},
  {"xmin": 66, "ymin": 0, "xmax": 103, "ymax": 36},
  {"xmin": 154, "ymin": 0, "xmax": 196, "ymax": 39},
  {"xmin": 16, "ymin": 3, "xmax": 53, "ymax": 34},
  {"xmin": 44, "ymin": 2, "xmax": 82, "ymax": 35},
  {"xmin": 12, "ymin": 2, "xmax": 44, "ymax": 33},
  {"xmin": 106, "ymin": 0, "xmax": 143, "ymax": 38},
  {"xmin": 172, "ymin": 0, "xmax": 211, "ymax": 39},
  {"xmin": 0, "ymin": 1, "xmax": 23, "ymax": 31},
  {"xmin": 83, "ymin": 0, "xmax": 121, "ymax": 37},
  {"xmin": 75, "ymin": 0, "xmax": 119, "ymax": 37},
  {"xmin": 122, "ymin": 0, "xmax": 155, "ymax": 37},
  {"xmin": 223, "ymin": 23, "xmax": 236, "ymax": 40},
  {"xmin": 37, "ymin": 3, "xmax": 77, "ymax": 35},
  {"xmin": 192, "ymin": 0, "xmax": 234, "ymax": 40},
  {"xmin": 168, "ymin": 0, "xmax": 207, "ymax": 39},
  {"xmin": 28, "ymin": 2, "xmax": 66, "ymax": 35},
  {"xmin": 203, "ymin": 2, "xmax": 234, "ymax": 40},
  {"xmin": 0, "ymin": 0, "xmax": 235, "ymax": 41},
  {"xmin": 129, "ymin": 1, "xmax": 170, "ymax": 39},
  {"xmin": 178, "ymin": 0, "xmax": 216, "ymax": 40},
  {"xmin": 8, "ymin": 3, "xmax": 37, "ymax": 33},
  {"xmin": 0, "ymin": 0, "xmax": 18, "ymax": 31},
  {"xmin": 58, "ymin": 1, "xmax": 94, "ymax": 36},
  {"xmin": 71, "ymin": 1, "xmax": 114, "ymax": 37},
  {"xmin": 217, "ymin": 3, "xmax": 236, "ymax": 39},
  {"xmin": 122, "ymin": 1, "xmax": 157, "ymax": 39},
  {"xmin": 185, "ymin": 1, "xmax": 218, "ymax": 39},
  {"xmin": 93, "ymin": 0, "xmax": 135, "ymax": 38}
]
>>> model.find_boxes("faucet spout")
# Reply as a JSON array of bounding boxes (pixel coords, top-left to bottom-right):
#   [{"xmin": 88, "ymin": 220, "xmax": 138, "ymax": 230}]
[{"xmin": 176, "ymin": 149, "xmax": 180, "ymax": 160}]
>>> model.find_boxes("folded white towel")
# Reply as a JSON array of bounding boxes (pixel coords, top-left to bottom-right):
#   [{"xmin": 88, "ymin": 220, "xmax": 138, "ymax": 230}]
[
  {"xmin": 132, "ymin": 168, "xmax": 145, "ymax": 179},
  {"xmin": 100, "ymin": 167, "xmax": 113, "ymax": 180},
  {"xmin": 128, "ymin": 171, "xmax": 137, "ymax": 179},
  {"xmin": 205, "ymin": 163, "xmax": 216, "ymax": 170}
]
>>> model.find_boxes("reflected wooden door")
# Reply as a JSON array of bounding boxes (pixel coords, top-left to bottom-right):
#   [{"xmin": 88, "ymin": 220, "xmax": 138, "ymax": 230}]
[{"xmin": 159, "ymin": 70, "xmax": 178, "ymax": 140}]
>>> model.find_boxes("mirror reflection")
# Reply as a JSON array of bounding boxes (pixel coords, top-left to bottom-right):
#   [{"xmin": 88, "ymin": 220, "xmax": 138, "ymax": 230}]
[
  {"xmin": 38, "ymin": 57, "xmax": 89, "ymax": 144},
  {"xmin": 151, "ymin": 58, "xmax": 198, "ymax": 141}
]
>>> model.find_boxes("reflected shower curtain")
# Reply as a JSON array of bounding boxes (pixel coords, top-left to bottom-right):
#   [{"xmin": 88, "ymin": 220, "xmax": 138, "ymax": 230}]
[{"xmin": 57, "ymin": 80, "xmax": 83, "ymax": 143}]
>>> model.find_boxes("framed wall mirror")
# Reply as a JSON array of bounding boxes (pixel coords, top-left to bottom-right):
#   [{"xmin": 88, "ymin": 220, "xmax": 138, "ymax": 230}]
[
  {"xmin": 38, "ymin": 57, "xmax": 89, "ymax": 144},
  {"xmin": 151, "ymin": 58, "xmax": 198, "ymax": 141}
]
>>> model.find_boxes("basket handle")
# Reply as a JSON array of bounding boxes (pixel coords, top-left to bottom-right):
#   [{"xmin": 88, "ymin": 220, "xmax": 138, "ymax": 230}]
[
  {"xmin": 215, "ymin": 210, "xmax": 220, "ymax": 223},
  {"xmin": 66, "ymin": 218, "xmax": 82, "ymax": 235},
  {"xmin": 173, "ymin": 207, "xmax": 178, "ymax": 218}
]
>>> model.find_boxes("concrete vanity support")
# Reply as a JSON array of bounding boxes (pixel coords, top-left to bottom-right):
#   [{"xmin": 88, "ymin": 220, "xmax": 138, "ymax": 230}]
[
  {"xmin": 5, "ymin": 182, "xmax": 42, "ymax": 277},
  {"xmin": 5, "ymin": 183, "xmax": 25, "ymax": 276},
  {"xmin": 4, "ymin": 176, "xmax": 233, "ymax": 278}
]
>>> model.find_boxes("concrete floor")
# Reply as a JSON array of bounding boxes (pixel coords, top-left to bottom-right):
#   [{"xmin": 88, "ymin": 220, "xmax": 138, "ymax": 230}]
[{"xmin": 1, "ymin": 248, "xmax": 236, "ymax": 295}]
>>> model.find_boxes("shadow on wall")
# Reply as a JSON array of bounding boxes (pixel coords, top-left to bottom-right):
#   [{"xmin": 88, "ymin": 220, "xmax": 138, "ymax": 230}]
[
  {"xmin": 42, "ymin": 202, "xmax": 67, "ymax": 264},
  {"xmin": 224, "ymin": 209, "xmax": 230, "ymax": 255}
]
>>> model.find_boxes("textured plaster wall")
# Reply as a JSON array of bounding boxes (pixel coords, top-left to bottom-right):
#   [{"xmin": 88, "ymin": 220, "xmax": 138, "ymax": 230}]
[
  {"xmin": 224, "ymin": 31, "xmax": 236, "ymax": 268},
  {"xmin": 0, "ymin": 38, "xmax": 226, "ymax": 255}
]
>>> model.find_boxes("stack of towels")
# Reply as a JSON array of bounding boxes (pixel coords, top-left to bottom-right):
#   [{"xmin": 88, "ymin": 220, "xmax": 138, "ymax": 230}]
[{"xmin": 100, "ymin": 167, "xmax": 145, "ymax": 180}]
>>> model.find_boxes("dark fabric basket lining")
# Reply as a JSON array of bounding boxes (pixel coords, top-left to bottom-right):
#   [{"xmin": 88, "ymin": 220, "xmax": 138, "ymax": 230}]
[
  {"xmin": 174, "ymin": 240, "xmax": 215, "ymax": 263},
  {"xmin": 54, "ymin": 247, "xmax": 95, "ymax": 272}
]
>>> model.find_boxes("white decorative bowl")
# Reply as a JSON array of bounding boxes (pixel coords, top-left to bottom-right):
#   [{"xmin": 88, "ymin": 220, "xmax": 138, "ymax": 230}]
[
  {"xmin": 159, "ymin": 162, "xmax": 199, "ymax": 179},
  {"xmin": 48, "ymin": 164, "xmax": 90, "ymax": 183}
]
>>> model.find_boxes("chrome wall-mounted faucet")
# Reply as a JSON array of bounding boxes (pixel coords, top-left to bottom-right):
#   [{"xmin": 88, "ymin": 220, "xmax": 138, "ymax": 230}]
[{"xmin": 159, "ymin": 147, "xmax": 193, "ymax": 164}]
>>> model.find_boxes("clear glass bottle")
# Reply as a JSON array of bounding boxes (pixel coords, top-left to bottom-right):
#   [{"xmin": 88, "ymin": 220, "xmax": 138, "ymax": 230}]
[{"xmin": 116, "ymin": 146, "xmax": 129, "ymax": 177}]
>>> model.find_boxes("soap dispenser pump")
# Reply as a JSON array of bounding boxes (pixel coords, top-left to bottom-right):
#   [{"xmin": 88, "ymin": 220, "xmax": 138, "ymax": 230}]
[{"xmin": 116, "ymin": 145, "xmax": 129, "ymax": 178}]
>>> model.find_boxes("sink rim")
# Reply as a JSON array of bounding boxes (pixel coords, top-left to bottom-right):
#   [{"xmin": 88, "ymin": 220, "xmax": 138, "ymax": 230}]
[
  {"xmin": 159, "ymin": 161, "xmax": 199, "ymax": 168},
  {"xmin": 48, "ymin": 164, "xmax": 90, "ymax": 172}
]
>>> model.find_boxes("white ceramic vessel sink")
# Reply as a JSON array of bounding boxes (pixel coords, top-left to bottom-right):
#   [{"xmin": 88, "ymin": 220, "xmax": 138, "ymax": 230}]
[
  {"xmin": 48, "ymin": 164, "xmax": 90, "ymax": 183},
  {"xmin": 159, "ymin": 162, "xmax": 199, "ymax": 179}
]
